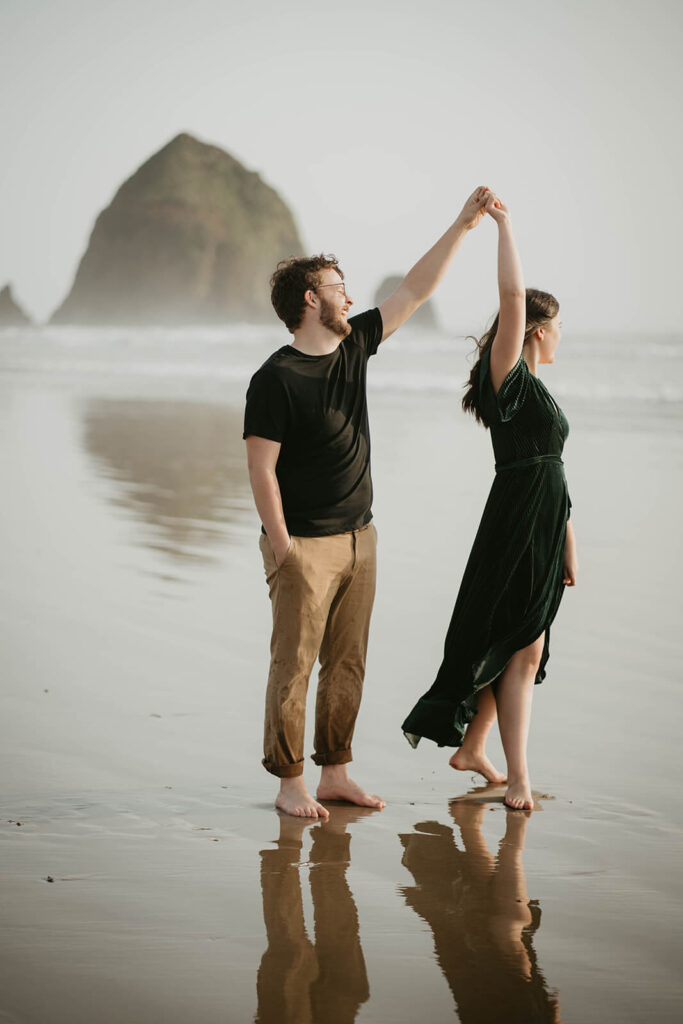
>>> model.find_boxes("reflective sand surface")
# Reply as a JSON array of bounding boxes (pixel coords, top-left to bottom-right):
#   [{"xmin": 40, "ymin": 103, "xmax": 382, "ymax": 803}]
[
  {"xmin": 399, "ymin": 796, "xmax": 561, "ymax": 1024},
  {"xmin": 1, "ymin": 327, "xmax": 682, "ymax": 1022}
]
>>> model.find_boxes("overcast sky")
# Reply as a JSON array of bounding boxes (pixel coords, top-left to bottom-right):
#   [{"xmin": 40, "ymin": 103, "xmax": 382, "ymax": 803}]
[{"xmin": 1, "ymin": 0, "xmax": 681, "ymax": 331}]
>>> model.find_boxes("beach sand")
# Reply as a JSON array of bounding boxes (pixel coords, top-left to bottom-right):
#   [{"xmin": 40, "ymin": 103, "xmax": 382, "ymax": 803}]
[{"xmin": 1, "ymin": 327, "xmax": 682, "ymax": 1022}]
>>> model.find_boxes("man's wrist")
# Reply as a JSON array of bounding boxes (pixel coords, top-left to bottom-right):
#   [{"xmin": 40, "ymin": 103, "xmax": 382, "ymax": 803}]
[
  {"xmin": 453, "ymin": 213, "xmax": 472, "ymax": 233},
  {"xmin": 267, "ymin": 527, "xmax": 290, "ymax": 549}
]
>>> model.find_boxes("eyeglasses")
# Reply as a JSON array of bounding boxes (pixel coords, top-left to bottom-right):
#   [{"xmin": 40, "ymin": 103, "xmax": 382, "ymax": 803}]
[{"xmin": 315, "ymin": 283, "xmax": 348, "ymax": 298}]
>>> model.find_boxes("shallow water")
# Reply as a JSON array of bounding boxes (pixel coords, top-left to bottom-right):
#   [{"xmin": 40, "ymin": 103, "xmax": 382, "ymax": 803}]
[
  {"xmin": 1, "ymin": 325, "xmax": 682, "ymax": 1022},
  {"xmin": 2, "ymin": 784, "xmax": 681, "ymax": 1023}
]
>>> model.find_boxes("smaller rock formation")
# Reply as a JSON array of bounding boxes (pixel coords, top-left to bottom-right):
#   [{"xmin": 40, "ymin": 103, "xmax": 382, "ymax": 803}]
[
  {"xmin": 0, "ymin": 284, "xmax": 32, "ymax": 326},
  {"xmin": 374, "ymin": 275, "xmax": 439, "ymax": 330}
]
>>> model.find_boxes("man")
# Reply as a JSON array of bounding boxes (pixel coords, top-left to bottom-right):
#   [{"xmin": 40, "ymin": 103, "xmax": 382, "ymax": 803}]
[{"xmin": 244, "ymin": 186, "xmax": 489, "ymax": 818}]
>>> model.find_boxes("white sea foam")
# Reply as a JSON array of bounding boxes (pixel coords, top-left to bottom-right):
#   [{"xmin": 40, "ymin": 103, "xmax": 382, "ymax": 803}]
[
  {"xmin": 368, "ymin": 371, "xmax": 683, "ymax": 404},
  {"xmin": 1, "ymin": 326, "xmax": 682, "ymax": 408}
]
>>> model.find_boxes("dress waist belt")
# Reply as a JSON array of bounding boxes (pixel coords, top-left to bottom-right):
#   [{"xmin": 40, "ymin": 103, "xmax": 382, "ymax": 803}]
[{"xmin": 495, "ymin": 454, "xmax": 564, "ymax": 473}]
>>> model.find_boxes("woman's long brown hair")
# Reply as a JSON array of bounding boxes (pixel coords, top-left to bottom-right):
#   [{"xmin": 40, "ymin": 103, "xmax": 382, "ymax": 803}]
[{"xmin": 462, "ymin": 288, "xmax": 559, "ymax": 427}]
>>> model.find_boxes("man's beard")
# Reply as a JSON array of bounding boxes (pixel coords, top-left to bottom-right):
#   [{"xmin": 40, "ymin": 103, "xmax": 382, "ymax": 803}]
[{"xmin": 319, "ymin": 297, "xmax": 351, "ymax": 339}]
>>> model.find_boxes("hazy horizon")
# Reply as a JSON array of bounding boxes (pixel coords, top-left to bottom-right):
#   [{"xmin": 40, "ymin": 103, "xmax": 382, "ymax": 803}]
[{"xmin": 1, "ymin": 0, "xmax": 682, "ymax": 332}]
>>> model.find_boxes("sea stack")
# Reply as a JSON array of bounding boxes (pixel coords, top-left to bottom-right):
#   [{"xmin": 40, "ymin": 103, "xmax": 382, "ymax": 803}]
[
  {"xmin": 0, "ymin": 284, "xmax": 32, "ymax": 326},
  {"xmin": 51, "ymin": 134, "xmax": 304, "ymax": 325},
  {"xmin": 374, "ymin": 275, "xmax": 439, "ymax": 330}
]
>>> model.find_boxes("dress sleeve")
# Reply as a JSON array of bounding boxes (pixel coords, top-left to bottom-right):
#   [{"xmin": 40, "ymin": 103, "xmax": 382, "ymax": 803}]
[
  {"xmin": 479, "ymin": 349, "xmax": 529, "ymax": 423},
  {"xmin": 496, "ymin": 356, "xmax": 530, "ymax": 421},
  {"xmin": 243, "ymin": 367, "xmax": 289, "ymax": 442},
  {"xmin": 346, "ymin": 308, "xmax": 383, "ymax": 357}
]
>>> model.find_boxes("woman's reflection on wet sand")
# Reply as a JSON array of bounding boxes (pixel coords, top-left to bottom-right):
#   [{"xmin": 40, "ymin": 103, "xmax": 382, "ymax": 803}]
[
  {"xmin": 255, "ymin": 807, "xmax": 373, "ymax": 1024},
  {"xmin": 399, "ymin": 792, "xmax": 562, "ymax": 1023},
  {"xmin": 82, "ymin": 399, "xmax": 251, "ymax": 561}
]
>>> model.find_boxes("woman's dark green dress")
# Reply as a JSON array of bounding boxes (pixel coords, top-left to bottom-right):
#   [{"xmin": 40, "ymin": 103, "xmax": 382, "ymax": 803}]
[{"xmin": 402, "ymin": 348, "xmax": 571, "ymax": 749}]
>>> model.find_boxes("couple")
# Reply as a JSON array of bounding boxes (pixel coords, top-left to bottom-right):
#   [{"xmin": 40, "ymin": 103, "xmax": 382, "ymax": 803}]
[{"xmin": 243, "ymin": 186, "xmax": 577, "ymax": 817}]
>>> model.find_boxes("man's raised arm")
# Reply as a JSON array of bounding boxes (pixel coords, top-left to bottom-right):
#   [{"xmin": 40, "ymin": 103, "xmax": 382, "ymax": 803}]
[{"xmin": 379, "ymin": 185, "xmax": 489, "ymax": 342}]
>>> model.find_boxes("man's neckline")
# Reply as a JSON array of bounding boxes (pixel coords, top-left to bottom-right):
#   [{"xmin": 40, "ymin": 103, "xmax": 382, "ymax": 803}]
[{"xmin": 286, "ymin": 342, "xmax": 342, "ymax": 359}]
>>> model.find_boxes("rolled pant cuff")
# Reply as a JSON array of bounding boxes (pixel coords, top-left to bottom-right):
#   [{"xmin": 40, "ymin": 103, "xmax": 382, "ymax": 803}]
[
  {"xmin": 310, "ymin": 749, "xmax": 353, "ymax": 767},
  {"xmin": 262, "ymin": 757, "xmax": 305, "ymax": 779}
]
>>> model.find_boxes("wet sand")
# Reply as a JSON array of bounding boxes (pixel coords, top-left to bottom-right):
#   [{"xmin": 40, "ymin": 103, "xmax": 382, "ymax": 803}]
[{"xmin": 1, "ymin": 330, "xmax": 682, "ymax": 1022}]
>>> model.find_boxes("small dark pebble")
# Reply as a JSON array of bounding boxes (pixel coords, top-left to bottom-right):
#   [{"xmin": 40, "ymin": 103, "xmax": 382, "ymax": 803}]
[
  {"xmin": 16, "ymin": 822, "xmax": 22, "ymax": 827},
  {"xmin": 46, "ymin": 876, "xmax": 54, "ymax": 883},
  {"xmin": 44, "ymin": 689, "xmax": 49, "ymax": 693}
]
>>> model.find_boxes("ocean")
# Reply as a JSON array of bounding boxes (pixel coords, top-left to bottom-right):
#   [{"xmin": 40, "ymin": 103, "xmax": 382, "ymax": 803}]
[{"xmin": 1, "ymin": 323, "xmax": 682, "ymax": 1023}]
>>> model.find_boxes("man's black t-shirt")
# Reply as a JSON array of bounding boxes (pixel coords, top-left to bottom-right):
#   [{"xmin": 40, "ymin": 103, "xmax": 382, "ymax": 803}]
[{"xmin": 243, "ymin": 308, "xmax": 383, "ymax": 536}]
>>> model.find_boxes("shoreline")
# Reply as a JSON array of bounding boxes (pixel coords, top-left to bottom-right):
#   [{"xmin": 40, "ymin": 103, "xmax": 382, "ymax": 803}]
[{"xmin": 1, "ymin": 333, "xmax": 682, "ymax": 1021}]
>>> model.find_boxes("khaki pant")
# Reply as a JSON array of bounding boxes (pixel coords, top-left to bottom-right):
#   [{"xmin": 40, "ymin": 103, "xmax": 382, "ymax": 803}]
[{"xmin": 259, "ymin": 523, "xmax": 377, "ymax": 778}]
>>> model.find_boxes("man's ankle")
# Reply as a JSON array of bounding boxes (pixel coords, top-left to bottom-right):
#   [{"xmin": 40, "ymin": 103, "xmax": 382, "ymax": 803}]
[{"xmin": 280, "ymin": 775, "xmax": 306, "ymax": 790}]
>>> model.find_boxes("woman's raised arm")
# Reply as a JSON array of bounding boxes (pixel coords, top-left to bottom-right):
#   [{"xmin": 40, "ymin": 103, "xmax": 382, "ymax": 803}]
[{"xmin": 486, "ymin": 195, "xmax": 526, "ymax": 394}]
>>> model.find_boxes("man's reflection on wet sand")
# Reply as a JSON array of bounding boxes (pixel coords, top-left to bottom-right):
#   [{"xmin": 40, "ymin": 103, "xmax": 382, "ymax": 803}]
[
  {"xmin": 82, "ymin": 399, "xmax": 250, "ymax": 561},
  {"xmin": 255, "ymin": 807, "xmax": 373, "ymax": 1024},
  {"xmin": 399, "ymin": 792, "xmax": 562, "ymax": 1024}
]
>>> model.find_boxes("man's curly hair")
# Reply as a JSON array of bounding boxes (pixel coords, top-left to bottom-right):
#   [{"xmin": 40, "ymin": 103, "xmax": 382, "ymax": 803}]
[{"xmin": 270, "ymin": 254, "xmax": 344, "ymax": 332}]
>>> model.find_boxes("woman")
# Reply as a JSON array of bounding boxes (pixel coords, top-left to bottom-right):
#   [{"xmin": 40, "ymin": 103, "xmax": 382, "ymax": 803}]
[{"xmin": 402, "ymin": 191, "xmax": 578, "ymax": 811}]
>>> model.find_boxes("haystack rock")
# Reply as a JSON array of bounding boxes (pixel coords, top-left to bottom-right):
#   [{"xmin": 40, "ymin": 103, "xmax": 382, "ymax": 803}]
[
  {"xmin": 374, "ymin": 275, "xmax": 439, "ymax": 330},
  {"xmin": 0, "ymin": 284, "xmax": 32, "ymax": 326},
  {"xmin": 51, "ymin": 133, "xmax": 304, "ymax": 325}
]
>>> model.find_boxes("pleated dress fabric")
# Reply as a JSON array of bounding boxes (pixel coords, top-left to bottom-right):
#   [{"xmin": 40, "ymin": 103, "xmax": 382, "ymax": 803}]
[{"xmin": 402, "ymin": 348, "xmax": 571, "ymax": 749}]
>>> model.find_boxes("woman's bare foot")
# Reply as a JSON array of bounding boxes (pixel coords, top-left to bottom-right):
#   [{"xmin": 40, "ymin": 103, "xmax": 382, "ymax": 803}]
[
  {"xmin": 504, "ymin": 778, "xmax": 534, "ymax": 811},
  {"xmin": 275, "ymin": 777, "xmax": 329, "ymax": 819},
  {"xmin": 316, "ymin": 765, "xmax": 385, "ymax": 809},
  {"xmin": 449, "ymin": 748, "xmax": 507, "ymax": 784}
]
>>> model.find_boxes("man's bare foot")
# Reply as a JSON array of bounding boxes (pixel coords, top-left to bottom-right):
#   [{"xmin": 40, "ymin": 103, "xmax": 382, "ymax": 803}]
[
  {"xmin": 316, "ymin": 765, "xmax": 385, "ymax": 809},
  {"xmin": 275, "ymin": 777, "xmax": 329, "ymax": 819},
  {"xmin": 504, "ymin": 779, "xmax": 534, "ymax": 811},
  {"xmin": 449, "ymin": 748, "xmax": 507, "ymax": 784}
]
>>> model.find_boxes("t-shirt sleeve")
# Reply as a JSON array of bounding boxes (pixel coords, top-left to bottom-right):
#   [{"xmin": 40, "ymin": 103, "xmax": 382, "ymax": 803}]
[
  {"xmin": 480, "ymin": 349, "xmax": 529, "ymax": 423},
  {"xmin": 347, "ymin": 307, "xmax": 383, "ymax": 357},
  {"xmin": 243, "ymin": 367, "xmax": 289, "ymax": 442}
]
